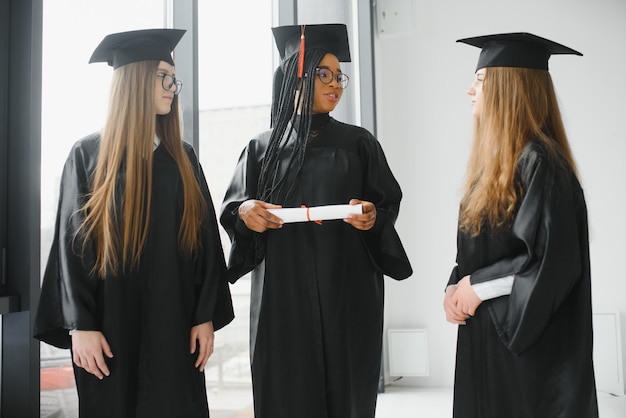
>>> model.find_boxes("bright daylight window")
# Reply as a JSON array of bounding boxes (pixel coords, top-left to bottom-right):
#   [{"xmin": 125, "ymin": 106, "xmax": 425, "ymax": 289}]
[
  {"xmin": 40, "ymin": 1, "xmax": 273, "ymax": 416},
  {"xmin": 197, "ymin": 0, "xmax": 274, "ymax": 415}
]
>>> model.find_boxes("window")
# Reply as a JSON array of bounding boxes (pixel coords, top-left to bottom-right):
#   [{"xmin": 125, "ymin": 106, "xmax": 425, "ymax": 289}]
[
  {"xmin": 40, "ymin": 1, "xmax": 166, "ymax": 416},
  {"xmin": 196, "ymin": 1, "xmax": 275, "ymax": 413},
  {"xmin": 41, "ymin": 1, "xmax": 370, "ymax": 416}
]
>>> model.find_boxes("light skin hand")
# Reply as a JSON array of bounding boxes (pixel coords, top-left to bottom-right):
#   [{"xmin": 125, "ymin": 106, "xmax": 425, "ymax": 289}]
[
  {"xmin": 71, "ymin": 330, "xmax": 114, "ymax": 379},
  {"xmin": 344, "ymin": 199, "xmax": 376, "ymax": 231},
  {"xmin": 190, "ymin": 321, "xmax": 214, "ymax": 372},
  {"xmin": 443, "ymin": 285, "xmax": 468, "ymax": 324},
  {"xmin": 451, "ymin": 275, "xmax": 482, "ymax": 318},
  {"xmin": 238, "ymin": 200, "xmax": 283, "ymax": 233}
]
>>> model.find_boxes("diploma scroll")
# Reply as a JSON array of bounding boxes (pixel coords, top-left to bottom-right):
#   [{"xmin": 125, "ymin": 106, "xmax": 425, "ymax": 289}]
[{"xmin": 268, "ymin": 204, "xmax": 362, "ymax": 223}]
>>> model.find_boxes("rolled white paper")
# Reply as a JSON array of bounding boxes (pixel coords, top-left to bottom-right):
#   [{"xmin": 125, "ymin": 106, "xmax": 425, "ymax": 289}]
[{"xmin": 268, "ymin": 204, "xmax": 363, "ymax": 223}]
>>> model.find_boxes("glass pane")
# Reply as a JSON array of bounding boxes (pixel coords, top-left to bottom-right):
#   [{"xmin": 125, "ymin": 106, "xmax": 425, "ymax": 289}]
[
  {"xmin": 40, "ymin": 2, "xmax": 165, "ymax": 417},
  {"xmin": 197, "ymin": 1, "xmax": 274, "ymax": 416}
]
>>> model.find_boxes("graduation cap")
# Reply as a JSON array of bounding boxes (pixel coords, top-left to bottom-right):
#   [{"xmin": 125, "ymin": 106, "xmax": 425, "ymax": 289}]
[
  {"xmin": 89, "ymin": 28, "xmax": 186, "ymax": 69},
  {"xmin": 272, "ymin": 24, "xmax": 351, "ymax": 78},
  {"xmin": 457, "ymin": 32, "xmax": 582, "ymax": 71}
]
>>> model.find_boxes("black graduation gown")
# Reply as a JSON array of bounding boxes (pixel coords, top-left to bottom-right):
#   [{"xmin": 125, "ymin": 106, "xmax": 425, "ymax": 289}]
[
  {"xmin": 220, "ymin": 115, "xmax": 412, "ymax": 418},
  {"xmin": 447, "ymin": 141, "xmax": 598, "ymax": 418},
  {"xmin": 34, "ymin": 133, "xmax": 234, "ymax": 418}
]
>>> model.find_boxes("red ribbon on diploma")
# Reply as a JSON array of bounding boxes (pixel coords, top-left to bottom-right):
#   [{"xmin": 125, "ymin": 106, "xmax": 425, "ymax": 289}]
[{"xmin": 301, "ymin": 205, "xmax": 322, "ymax": 225}]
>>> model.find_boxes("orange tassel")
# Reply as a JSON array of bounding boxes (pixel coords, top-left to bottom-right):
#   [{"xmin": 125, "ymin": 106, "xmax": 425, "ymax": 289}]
[{"xmin": 298, "ymin": 25, "xmax": 306, "ymax": 78}]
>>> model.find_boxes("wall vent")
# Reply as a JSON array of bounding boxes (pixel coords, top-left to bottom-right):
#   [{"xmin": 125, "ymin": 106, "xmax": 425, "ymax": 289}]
[
  {"xmin": 388, "ymin": 329, "xmax": 429, "ymax": 376},
  {"xmin": 593, "ymin": 309, "xmax": 624, "ymax": 395}
]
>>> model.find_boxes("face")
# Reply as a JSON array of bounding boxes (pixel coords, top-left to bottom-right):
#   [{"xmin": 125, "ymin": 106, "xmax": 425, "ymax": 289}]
[
  {"xmin": 154, "ymin": 61, "xmax": 177, "ymax": 116},
  {"xmin": 467, "ymin": 67, "xmax": 486, "ymax": 119},
  {"xmin": 312, "ymin": 53, "xmax": 344, "ymax": 114}
]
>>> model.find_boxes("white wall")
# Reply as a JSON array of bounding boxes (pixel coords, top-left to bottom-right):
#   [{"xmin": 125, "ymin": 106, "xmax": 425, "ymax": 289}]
[{"xmin": 375, "ymin": 0, "xmax": 626, "ymax": 388}]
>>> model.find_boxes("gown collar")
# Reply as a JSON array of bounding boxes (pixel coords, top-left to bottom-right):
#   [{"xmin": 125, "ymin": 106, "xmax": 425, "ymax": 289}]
[
  {"xmin": 293, "ymin": 113, "xmax": 331, "ymax": 132},
  {"xmin": 310, "ymin": 113, "xmax": 330, "ymax": 130}
]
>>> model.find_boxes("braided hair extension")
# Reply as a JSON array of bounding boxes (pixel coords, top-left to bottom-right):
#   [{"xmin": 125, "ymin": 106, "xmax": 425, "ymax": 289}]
[{"xmin": 257, "ymin": 48, "xmax": 327, "ymax": 203}]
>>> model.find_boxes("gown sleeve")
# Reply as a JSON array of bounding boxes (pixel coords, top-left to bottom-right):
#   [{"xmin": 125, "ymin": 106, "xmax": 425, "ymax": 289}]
[
  {"xmin": 219, "ymin": 139, "xmax": 265, "ymax": 283},
  {"xmin": 185, "ymin": 145, "xmax": 234, "ymax": 331},
  {"xmin": 470, "ymin": 148, "xmax": 588, "ymax": 355},
  {"xmin": 34, "ymin": 139, "xmax": 100, "ymax": 349},
  {"xmin": 359, "ymin": 132, "xmax": 413, "ymax": 280}
]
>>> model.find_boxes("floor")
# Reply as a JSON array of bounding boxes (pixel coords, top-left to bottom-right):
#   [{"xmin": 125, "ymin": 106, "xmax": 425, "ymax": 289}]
[
  {"xmin": 41, "ymin": 383, "xmax": 626, "ymax": 417},
  {"xmin": 375, "ymin": 385, "xmax": 626, "ymax": 418}
]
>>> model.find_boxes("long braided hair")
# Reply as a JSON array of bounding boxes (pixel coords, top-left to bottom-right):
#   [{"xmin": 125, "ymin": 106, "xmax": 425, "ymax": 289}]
[{"xmin": 257, "ymin": 48, "xmax": 327, "ymax": 203}]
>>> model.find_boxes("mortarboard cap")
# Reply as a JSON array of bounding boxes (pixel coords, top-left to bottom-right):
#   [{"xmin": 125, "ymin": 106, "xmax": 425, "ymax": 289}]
[
  {"xmin": 272, "ymin": 24, "xmax": 351, "ymax": 63},
  {"xmin": 457, "ymin": 32, "xmax": 582, "ymax": 71},
  {"xmin": 89, "ymin": 28, "xmax": 186, "ymax": 69}
]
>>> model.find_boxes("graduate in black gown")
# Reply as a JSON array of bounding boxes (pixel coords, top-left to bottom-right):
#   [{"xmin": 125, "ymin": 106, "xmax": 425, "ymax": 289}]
[
  {"xmin": 444, "ymin": 33, "xmax": 598, "ymax": 418},
  {"xmin": 220, "ymin": 24, "xmax": 412, "ymax": 418},
  {"xmin": 34, "ymin": 29, "xmax": 233, "ymax": 418}
]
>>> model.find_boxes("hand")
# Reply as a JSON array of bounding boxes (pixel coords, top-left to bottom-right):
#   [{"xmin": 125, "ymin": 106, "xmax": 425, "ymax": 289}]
[
  {"xmin": 344, "ymin": 199, "xmax": 376, "ymax": 231},
  {"xmin": 190, "ymin": 321, "xmax": 214, "ymax": 372},
  {"xmin": 451, "ymin": 275, "xmax": 482, "ymax": 318},
  {"xmin": 443, "ymin": 285, "xmax": 467, "ymax": 324},
  {"xmin": 238, "ymin": 200, "xmax": 283, "ymax": 233},
  {"xmin": 71, "ymin": 330, "xmax": 114, "ymax": 379}
]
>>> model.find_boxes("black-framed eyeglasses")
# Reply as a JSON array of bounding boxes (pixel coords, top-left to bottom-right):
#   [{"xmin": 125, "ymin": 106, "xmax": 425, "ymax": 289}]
[
  {"xmin": 314, "ymin": 67, "xmax": 349, "ymax": 89},
  {"xmin": 156, "ymin": 73, "xmax": 183, "ymax": 95}
]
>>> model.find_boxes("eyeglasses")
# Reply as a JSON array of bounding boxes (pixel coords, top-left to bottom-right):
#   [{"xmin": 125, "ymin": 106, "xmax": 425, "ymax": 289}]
[
  {"xmin": 156, "ymin": 73, "xmax": 183, "ymax": 95},
  {"xmin": 314, "ymin": 67, "xmax": 349, "ymax": 89}
]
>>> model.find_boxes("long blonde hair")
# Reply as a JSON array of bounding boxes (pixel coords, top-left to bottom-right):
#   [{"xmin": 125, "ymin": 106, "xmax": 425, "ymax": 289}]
[
  {"xmin": 459, "ymin": 67, "xmax": 578, "ymax": 236},
  {"xmin": 79, "ymin": 60, "xmax": 206, "ymax": 277}
]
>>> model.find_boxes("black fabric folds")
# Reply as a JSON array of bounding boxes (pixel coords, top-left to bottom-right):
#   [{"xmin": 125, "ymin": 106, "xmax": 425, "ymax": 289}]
[
  {"xmin": 447, "ymin": 141, "xmax": 598, "ymax": 418},
  {"xmin": 34, "ymin": 133, "xmax": 234, "ymax": 418},
  {"xmin": 220, "ymin": 117, "xmax": 412, "ymax": 418}
]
